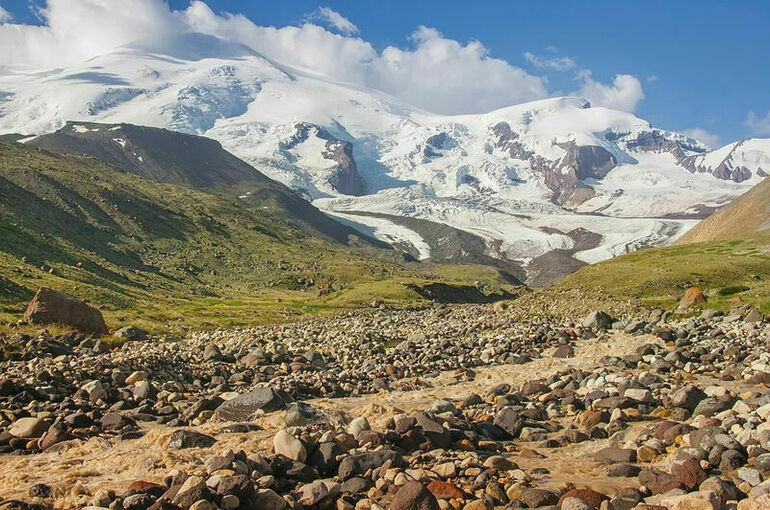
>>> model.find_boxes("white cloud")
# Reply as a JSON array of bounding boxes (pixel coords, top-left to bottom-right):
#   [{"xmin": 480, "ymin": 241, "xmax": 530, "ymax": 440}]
[
  {"xmin": 0, "ymin": 0, "xmax": 645, "ymax": 115},
  {"xmin": 574, "ymin": 71, "xmax": 644, "ymax": 113},
  {"xmin": 646, "ymin": 75, "xmax": 659, "ymax": 83},
  {"xmin": 522, "ymin": 51, "xmax": 645, "ymax": 112},
  {"xmin": 745, "ymin": 111, "xmax": 770, "ymax": 136},
  {"xmin": 369, "ymin": 27, "xmax": 548, "ymax": 114},
  {"xmin": 523, "ymin": 51, "xmax": 576, "ymax": 72},
  {"xmin": 0, "ymin": 5, "xmax": 11, "ymax": 24},
  {"xmin": 306, "ymin": 6, "xmax": 358, "ymax": 36},
  {"xmin": 681, "ymin": 128, "xmax": 721, "ymax": 149}
]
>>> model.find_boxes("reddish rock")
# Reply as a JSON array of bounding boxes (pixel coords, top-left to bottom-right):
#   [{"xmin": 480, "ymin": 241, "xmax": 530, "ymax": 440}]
[
  {"xmin": 671, "ymin": 458, "xmax": 707, "ymax": 489},
  {"xmin": 638, "ymin": 469, "xmax": 685, "ymax": 495},
  {"xmin": 558, "ymin": 489, "xmax": 609, "ymax": 509},
  {"xmin": 678, "ymin": 287, "xmax": 707, "ymax": 310},
  {"xmin": 127, "ymin": 480, "xmax": 166, "ymax": 498},
  {"xmin": 427, "ymin": 480, "xmax": 466, "ymax": 500},
  {"xmin": 23, "ymin": 287, "xmax": 107, "ymax": 333}
]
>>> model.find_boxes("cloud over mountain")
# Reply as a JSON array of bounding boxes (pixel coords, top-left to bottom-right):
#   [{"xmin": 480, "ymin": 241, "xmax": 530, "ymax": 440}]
[{"xmin": 0, "ymin": 0, "xmax": 644, "ymax": 115}]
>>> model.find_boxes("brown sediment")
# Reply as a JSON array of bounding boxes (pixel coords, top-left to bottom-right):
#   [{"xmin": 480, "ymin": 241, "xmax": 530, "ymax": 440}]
[{"xmin": 0, "ymin": 333, "xmax": 658, "ymax": 508}]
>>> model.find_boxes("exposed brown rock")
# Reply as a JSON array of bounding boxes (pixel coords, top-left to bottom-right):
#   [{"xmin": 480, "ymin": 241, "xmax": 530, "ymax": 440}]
[{"xmin": 23, "ymin": 287, "xmax": 107, "ymax": 333}]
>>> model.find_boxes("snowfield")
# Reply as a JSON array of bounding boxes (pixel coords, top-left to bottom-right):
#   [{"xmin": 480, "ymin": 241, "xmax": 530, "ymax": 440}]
[{"xmin": 0, "ymin": 31, "xmax": 767, "ymax": 283}]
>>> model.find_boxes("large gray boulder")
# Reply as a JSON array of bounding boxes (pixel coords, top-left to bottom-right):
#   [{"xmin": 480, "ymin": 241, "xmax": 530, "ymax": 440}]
[{"xmin": 216, "ymin": 387, "xmax": 285, "ymax": 421}]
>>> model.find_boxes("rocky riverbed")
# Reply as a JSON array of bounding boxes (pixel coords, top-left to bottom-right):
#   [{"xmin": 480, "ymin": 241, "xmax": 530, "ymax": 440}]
[{"xmin": 0, "ymin": 303, "xmax": 769, "ymax": 510}]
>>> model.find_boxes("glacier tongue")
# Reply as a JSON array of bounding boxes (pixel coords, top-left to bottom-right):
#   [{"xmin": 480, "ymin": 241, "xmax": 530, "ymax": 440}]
[{"xmin": 0, "ymin": 33, "xmax": 767, "ymax": 284}]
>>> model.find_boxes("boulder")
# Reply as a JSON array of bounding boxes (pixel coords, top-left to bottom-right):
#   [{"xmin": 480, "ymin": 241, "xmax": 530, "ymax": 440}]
[
  {"xmin": 390, "ymin": 481, "xmax": 439, "ymax": 510},
  {"xmin": 253, "ymin": 489, "xmax": 286, "ymax": 510},
  {"xmin": 114, "ymin": 326, "xmax": 147, "ymax": 341},
  {"xmin": 738, "ymin": 494, "xmax": 770, "ymax": 510},
  {"xmin": 9, "ymin": 417, "xmax": 49, "ymax": 438},
  {"xmin": 216, "ymin": 387, "xmax": 285, "ymax": 421},
  {"xmin": 296, "ymin": 480, "xmax": 339, "ymax": 506},
  {"xmin": 558, "ymin": 489, "xmax": 608, "ymax": 509},
  {"xmin": 582, "ymin": 311, "xmax": 612, "ymax": 330},
  {"xmin": 167, "ymin": 429, "xmax": 216, "ymax": 449},
  {"xmin": 678, "ymin": 287, "xmax": 707, "ymax": 310},
  {"xmin": 338, "ymin": 450, "xmax": 403, "ymax": 480},
  {"xmin": 23, "ymin": 287, "xmax": 107, "ymax": 333},
  {"xmin": 273, "ymin": 429, "xmax": 307, "ymax": 462},
  {"xmin": 594, "ymin": 447, "xmax": 636, "ymax": 464}
]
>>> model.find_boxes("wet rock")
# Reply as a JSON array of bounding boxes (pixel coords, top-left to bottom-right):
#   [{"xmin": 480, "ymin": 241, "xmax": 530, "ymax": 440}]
[
  {"xmin": 168, "ymin": 429, "xmax": 216, "ymax": 449},
  {"xmin": 29, "ymin": 484, "xmax": 52, "ymax": 498}
]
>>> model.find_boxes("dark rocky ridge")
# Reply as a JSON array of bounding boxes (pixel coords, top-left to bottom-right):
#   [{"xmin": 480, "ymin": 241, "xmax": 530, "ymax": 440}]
[{"xmin": 29, "ymin": 121, "xmax": 266, "ymax": 190}]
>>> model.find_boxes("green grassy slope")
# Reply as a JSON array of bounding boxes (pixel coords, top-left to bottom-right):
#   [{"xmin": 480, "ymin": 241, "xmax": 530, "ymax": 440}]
[
  {"xmin": 0, "ymin": 140, "xmax": 513, "ymax": 332},
  {"xmin": 549, "ymin": 231, "xmax": 770, "ymax": 314}
]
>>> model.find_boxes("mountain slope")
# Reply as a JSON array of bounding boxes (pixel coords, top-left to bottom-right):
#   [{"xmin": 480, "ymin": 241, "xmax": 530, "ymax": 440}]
[
  {"xmin": 26, "ymin": 121, "xmax": 266, "ymax": 190},
  {"xmin": 0, "ymin": 137, "xmax": 518, "ymax": 330},
  {"xmin": 675, "ymin": 176, "xmax": 770, "ymax": 244},
  {"xmin": 1, "ymin": 32, "xmax": 769, "ymax": 283},
  {"xmin": 536, "ymin": 230, "xmax": 770, "ymax": 317},
  {"xmin": 23, "ymin": 121, "xmax": 377, "ymax": 246}
]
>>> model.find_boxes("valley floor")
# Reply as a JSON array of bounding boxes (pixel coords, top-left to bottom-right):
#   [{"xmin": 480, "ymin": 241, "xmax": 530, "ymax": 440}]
[{"xmin": 0, "ymin": 303, "xmax": 768, "ymax": 509}]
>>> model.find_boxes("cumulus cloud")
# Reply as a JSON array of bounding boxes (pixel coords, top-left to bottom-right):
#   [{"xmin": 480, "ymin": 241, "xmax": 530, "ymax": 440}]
[
  {"xmin": 0, "ymin": 5, "xmax": 11, "ymax": 24},
  {"xmin": 370, "ymin": 27, "xmax": 548, "ymax": 114},
  {"xmin": 523, "ymin": 51, "xmax": 576, "ymax": 72},
  {"xmin": 306, "ymin": 6, "xmax": 358, "ymax": 35},
  {"xmin": 681, "ymin": 128, "xmax": 721, "ymax": 149},
  {"xmin": 522, "ymin": 50, "xmax": 645, "ymax": 112},
  {"xmin": 574, "ymin": 71, "xmax": 644, "ymax": 113},
  {"xmin": 0, "ymin": 0, "xmax": 645, "ymax": 115},
  {"xmin": 744, "ymin": 111, "xmax": 770, "ymax": 136}
]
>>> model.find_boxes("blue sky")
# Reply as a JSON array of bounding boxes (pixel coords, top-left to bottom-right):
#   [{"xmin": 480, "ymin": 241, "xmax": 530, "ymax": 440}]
[{"xmin": 3, "ymin": 0, "xmax": 769, "ymax": 145}]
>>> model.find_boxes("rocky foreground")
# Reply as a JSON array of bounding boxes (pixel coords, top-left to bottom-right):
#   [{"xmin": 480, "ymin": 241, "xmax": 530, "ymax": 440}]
[{"xmin": 0, "ymin": 303, "xmax": 769, "ymax": 510}]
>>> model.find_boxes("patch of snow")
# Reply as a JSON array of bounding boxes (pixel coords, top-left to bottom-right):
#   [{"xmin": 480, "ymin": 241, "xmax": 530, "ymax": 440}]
[
  {"xmin": 325, "ymin": 210, "xmax": 431, "ymax": 260},
  {"xmin": 71, "ymin": 124, "xmax": 98, "ymax": 133}
]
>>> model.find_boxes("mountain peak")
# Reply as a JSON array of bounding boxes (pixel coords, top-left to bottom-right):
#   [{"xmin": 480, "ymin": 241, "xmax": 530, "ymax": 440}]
[{"xmin": 121, "ymin": 32, "xmax": 259, "ymax": 61}]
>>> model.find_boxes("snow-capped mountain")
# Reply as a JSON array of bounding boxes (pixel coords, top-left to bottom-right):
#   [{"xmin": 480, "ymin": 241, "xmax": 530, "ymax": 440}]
[{"xmin": 1, "ymin": 32, "xmax": 767, "ymax": 284}]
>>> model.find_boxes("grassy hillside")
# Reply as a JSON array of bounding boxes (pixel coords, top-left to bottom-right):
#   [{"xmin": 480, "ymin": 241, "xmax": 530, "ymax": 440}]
[
  {"xmin": 676, "ymin": 176, "xmax": 770, "ymax": 244},
  {"xmin": 548, "ymin": 230, "xmax": 770, "ymax": 314},
  {"xmin": 0, "ymin": 140, "xmax": 514, "ymax": 332}
]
